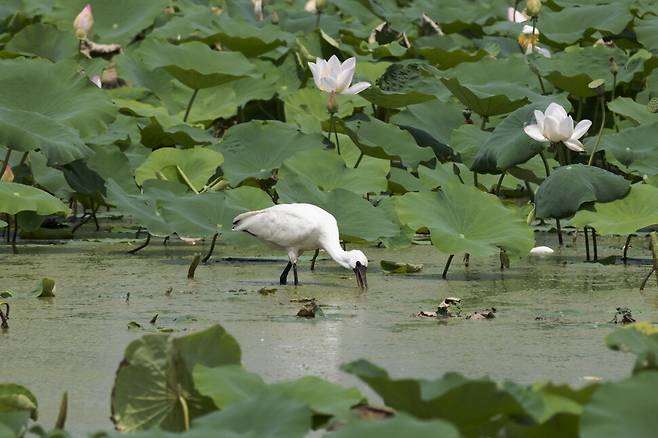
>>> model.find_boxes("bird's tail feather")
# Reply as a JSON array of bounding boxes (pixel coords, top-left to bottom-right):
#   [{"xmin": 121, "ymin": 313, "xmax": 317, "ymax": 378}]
[{"xmin": 232, "ymin": 210, "xmax": 263, "ymax": 231}]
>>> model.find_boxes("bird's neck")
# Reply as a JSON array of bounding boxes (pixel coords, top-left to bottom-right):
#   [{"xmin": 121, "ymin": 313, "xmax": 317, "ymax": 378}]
[{"xmin": 320, "ymin": 237, "xmax": 351, "ymax": 270}]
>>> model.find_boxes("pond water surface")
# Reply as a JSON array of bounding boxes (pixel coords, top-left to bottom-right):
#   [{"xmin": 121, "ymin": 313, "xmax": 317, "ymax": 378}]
[{"xmin": 1, "ymin": 230, "xmax": 655, "ymax": 435}]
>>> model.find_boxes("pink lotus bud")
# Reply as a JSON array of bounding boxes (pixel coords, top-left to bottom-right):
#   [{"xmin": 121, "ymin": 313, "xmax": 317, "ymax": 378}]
[{"xmin": 73, "ymin": 4, "xmax": 94, "ymax": 39}]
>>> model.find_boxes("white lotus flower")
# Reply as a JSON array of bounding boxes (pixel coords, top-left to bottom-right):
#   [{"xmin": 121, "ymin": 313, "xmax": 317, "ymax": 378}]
[
  {"xmin": 308, "ymin": 56, "xmax": 371, "ymax": 95},
  {"xmin": 524, "ymin": 103, "xmax": 592, "ymax": 152},
  {"xmin": 73, "ymin": 4, "xmax": 93, "ymax": 39},
  {"xmin": 90, "ymin": 75, "xmax": 102, "ymax": 88},
  {"xmin": 529, "ymin": 246, "xmax": 554, "ymax": 256},
  {"xmin": 519, "ymin": 25, "xmax": 551, "ymax": 58},
  {"xmin": 507, "ymin": 7, "xmax": 529, "ymax": 23}
]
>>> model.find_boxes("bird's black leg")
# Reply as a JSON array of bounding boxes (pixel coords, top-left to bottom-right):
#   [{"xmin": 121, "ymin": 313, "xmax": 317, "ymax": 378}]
[
  {"xmin": 293, "ymin": 263, "xmax": 298, "ymax": 286},
  {"xmin": 280, "ymin": 261, "xmax": 292, "ymax": 285}
]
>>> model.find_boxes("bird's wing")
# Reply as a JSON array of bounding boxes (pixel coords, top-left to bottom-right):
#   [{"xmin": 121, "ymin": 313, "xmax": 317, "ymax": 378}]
[{"xmin": 232, "ymin": 205, "xmax": 320, "ymax": 248}]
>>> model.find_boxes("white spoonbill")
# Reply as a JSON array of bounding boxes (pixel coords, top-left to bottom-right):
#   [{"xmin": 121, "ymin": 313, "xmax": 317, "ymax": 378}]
[{"xmin": 232, "ymin": 203, "xmax": 368, "ymax": 288}]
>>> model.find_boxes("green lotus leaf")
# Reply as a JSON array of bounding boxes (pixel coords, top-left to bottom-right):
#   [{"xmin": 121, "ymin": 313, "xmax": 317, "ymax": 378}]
[
  {"xmin": 539, "ymin": 4, "xmax": 633, "ymax": 45},
  {"xmin": 5, "ymin": 23, "xmax": 76, "ymax": 61},
  {"xmin": 0, "ymin": 383, "xmax": 38, "ymax": 437},
  {"xmin": 341, "ymin": 359, "xmax": 532, "ymax": 436},
  {"xmin": 580, "ymin": 372, "xmax": 658, "ymax": 438},
  {"xmin": 606, "ymin": 324, "xmax": 658, "ymax": 369},
  {"xmin": 534, "ymin": 164, "xmax": 630, "ymax": 219},
  {"xmin": 60, "ymin": 159, "xmax": 106, "ymax": 196},
  {"xmin": 594, "ymin": 123, "xmax": 658, "ymax": 176},
  {"xmin": 636, "ymin": 15, "xmax": 658, "ymax": 52},
  {"xmin": 279, "ymin": 149, "xmax": 388, "ymax": 195},
  {"xmin": 535, "ymin": 47, "xmax": 648, "ymax": 97},
  {"xmin": 192, "ymin": 393, "xmax": 311, "ymax": 438},
  {"xmin": 137, "ymin": 40, "xmax": 257, "ymax": 90},
  {"xmin": 87, "ymin": 146, "xmax": 139, "ymax": 195},
  {"xmin": 0, "ymin": 182, "xmax": 70, "ymax": 216},
  {"xmin": 139, "ymin": 118, "xmax": 216, "ymax": 149},
  {"xmin": 390, "ymin": 99, "xmax": 465, "ymax": 159},
  {"xmin": 49, "ymin": 0, "xmax": 167, "ymax": 46},
  {"xmin": 440, "ymin": 77, "xmax": 529, "ymax": 117},
  {"xmin": 111, "ymin": 325, "xmax": 241, "ymax": 432},
  {"xmin": 332, "ymin": 415, "xmax": 459, "ymax": 438},
  {"xmin": 471, "ymin": 100, "xmax": 571, "ymax": 173},
  {"xmin": 341, "ymin": 116, "xmax": 435, "ymax": 169},
  {"xmin": 417, "ymin": 163, "xmax": 464, "ymax": 190},
  {"xmin": 28, "ymin": 151, "xmax": 74, "ymax": 199},
  {"xmin": 449, "ymin": 124, "xmax": 490, "ymax": 168},
  {"xmin": 0, "ymin": 219, "xmax": 6, "ymax": 228},
  {"xmin": 0, "ymin": 58, "xmax": 116, "ymax": 164},
  {"xmin": 277, "ymin": 174, "xmax": 398, "ymax": 242},
  {"xmin": 135, "ymin": 147, "xmax": 224, "ymax": 191},
  {"xmin": 415, "ymin": 45, "xmax": 488, "ymax": 70},
  {"xmin": 193, "ymin": 365, "xmax": 267, "ymax": 409},
  {"xmin": 214, "ymin": 120, "xmax": 324, "ymax": 185},
  {"xmin": 571, "ymin": 184, "xmax": 658, "ymax": 235},
  {"xmin": 284, "ymin": 88, "xmax": 363, "ymax": 134},
  {"xmin": 388, "ymin": 167, "xmax": 427, "ymax": 193},
  {"xmin": 396, "ymin": 183, "xmax": 534, "ymax": 258},
  {"xmin": 106, "ymin": 179, "xmax": 177, "ymax": 237},
  {"xmin": 360, "ymin": 62, "xmax": 447, "ymax": 109},
  {"xmin": 203, "ymin": 15, "xmax": 292, "ymax": 56},
  {"xmin": 607, "ymin": 97, "xmax": 658, "ymax": 125}
]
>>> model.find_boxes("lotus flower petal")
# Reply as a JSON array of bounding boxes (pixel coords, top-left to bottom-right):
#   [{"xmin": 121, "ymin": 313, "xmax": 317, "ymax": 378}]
[
  {"xmin": 543, "ymin": 115, "xmax": 563, "ymax": 142},
  {"xmin": 545, "ymin": 102, "xmax": 568, "ymax": 120},
  {"xmin": 524, "ymin": 124, "xmax": 547, "ymax": 142},
  {"xmin": 343, "ymin": 81, "xmax": 371, "ymax": 95},
  {"xmin": 533, "ymin": 110, "xmax": 545, "ymax": 132},
  {"xmin": 564, "ymin": 138, "xmax": 585, "ymax": 152},
  {"xmin": 572, "ymin": 119, "xmax": 592, "ymax": 140}
]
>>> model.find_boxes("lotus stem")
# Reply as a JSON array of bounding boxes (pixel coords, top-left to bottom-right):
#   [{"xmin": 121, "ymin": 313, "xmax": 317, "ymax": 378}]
[
  {"xmin": 353, "ymin": 151, "xmax": 364, "ymax": 168},
  {"xmin": 539, "ymin": 151, "xmax": 550, "ymax": 177},
  {"xmin": 591, "ymin": 227, "xmax": 598, "ymax": 261},
  {"xmin": 176, "ymin": 165, "xmax": 199, "ymax": 194},
  {"xmin": 576, "ymin": 98, "xmax": 583, "ymax": 121},
  {"xmin": 0, "ymin": 302, "xmax": 8, "ymax": 329},
  {"xmin": 623, "ymin": 234, "xmax": 632, "ymax": 264},
  {"xmin": 0, "ymin": 148, "xmax": 11, "ymax": 181},
  {"xmin": 183, "ymin": 88, "xmax": 199, "ymax": 123},
  {"xmin": 495, "ymin": 172, "xmax": 505, "ymax": 195},
  {"xmin": 480, "ymin": 116, "xmax": 488, "ymax": 130},
  {"xmin": 584, "ymin": 227, "xmax": 590, "ymax": 261},
  {"xmin": 556, "ymin": 219, "xmax": 563, "ymax": 246},
  {"xmin": 473, "ymin": 172, "xmax": 479, "ymax": 187},
  {"xmin": 442, "ymin": 254, "xmax": 454, "ymax": 279},
  {"xmin": 11, "ymin": 214, "xmax": 18, "ymax": 254},
  {"xmin": 55, "ymin": 392, "xmax": 68, "ymax": 430},
  {"xmin": 202, "ymin": 233, "xmax": 219, "ymax": 263},
  {"xmin": 128, "ymin": 233, "xmax": 151, "ymax": 254},
  {"xmin": 588, "ymin": 95, "xmax": 606, "ymax": 166},
  {"xmin": 524, "ymin": 181, "xmax": 534, "ymax": 201},
  {"xmin": 650, "ymin": 231, "xmax": 658, "ymax": 284},
  {"xmin": 188, "ymin": 254, "xmax": 201, "ymax": 279},
  {"xmin": 611, "ymin": 72, "xmax": 619, "ymax": 133},
  {"xmin": 640, "ymin": 268, "xmax": 656, "ymax": 291},
  {"xmin": 331, "ymin": 115, "xmax": 341, "ymax": 155},
  {"xmin": 315, "ymin": 11, "xmax": 322, "ymax": 30}
]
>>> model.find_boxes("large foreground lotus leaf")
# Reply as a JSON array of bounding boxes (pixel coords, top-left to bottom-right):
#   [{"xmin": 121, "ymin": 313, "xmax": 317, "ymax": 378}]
[
  {"xmin": 332, "ymin": 415, "xmax": 459, "ymax": 438},
  {"xmin": 137, "ymin": 40, "xmax": 257, "ymax": 90},
  {"xmin": 341, "ymin": 359, "xmax": 533, "ymax": 436},
  {"xmin": 49, "ymin": 0, "xmax": 167, "ymax": 46},
  {"xmin": 580, "ymin": 372, "xmax": 658, "ymax": 438},
  {"xmin": 192, "ymin": 393, "xmax": 311, "ymax": 438},
  {"xmin": 636, "ymin": 15, "xmax": 658, "ymax": 52},
  {"xmin": 440, "ymin": 77, "xmax": 529, "ymax": 117},
  {"xmin": 535, "ymin": 47, "xmax": 647, "ymax": 97},
  {"xmin": 277, "ymin": 174, "xmax": 398, "ymax": 242},
  {"xmin": 111, "ymin": 325, "xmax": 241, "ymax": 432},
  {"xmin": 5, "ymin": 23, "xmax": 77, "ymax": 61},
  {"xmin": 535, "ymin": 165, "xmax": 630, "ymax": 219},
  {"xmin": 449, "ymin": 125, "xmax": 490, "ymax": 168},
  {"xmin": 0, "ymin": 383, "xmax": 38, "ymax": 437},
  {"xmin": 595, "ymin": 123, "xmax": 658, "ymax": 176},
  {"xmin": 135, "ymin": 147, "xmax": 224, "ymax": 192},
  {"xmin": 279, "ymin": 149, "xmax": 388, "ymax": 195},
  {"xmin": 341, "ymin": 116, "xmax": 435, "ymax": 169},
  {"xmin": 105, "ymin": 179, "xmax": 175, "ymax": 237},
  {"xmin": 0, "ymin": 59, "xmax": 116, "ymax": 164},
  {"xmin": 571, "ymin": 184, "xmax": 658, "ymax": 235},
  {"xmin": 214, "ymin": 120, "xmax": 324, "ymax": 185},
  {"xmin": 0, "ymin": 182, "xmax": 70, "ymax": 216},
  {"xmin": 396, "ymin": 183, "xmax": 534, "ymax": 258},
  {"xmin": 539, "ymin": 4, "xmax": 633, "ymax": 45},
  {"xmin": 471, "ymin": 100, "xmax": 571, "ymax": 173}
]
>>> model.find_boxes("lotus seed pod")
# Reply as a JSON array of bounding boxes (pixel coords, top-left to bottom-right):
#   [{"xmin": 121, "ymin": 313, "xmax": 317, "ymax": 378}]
[
  {"xmin": 609, "ymin": 57, "xmax": 619, "ymax": 76},
  {"xmin": 327, "ymin": 91, "xmax": 338, "ymax": 114},
  {"xmin": 526, "ymin": 0, "xmax": 541, "ymax": 16},
  {"xmin": 648, "ymin": 97, "xmax": 658, "ymax": 113}
]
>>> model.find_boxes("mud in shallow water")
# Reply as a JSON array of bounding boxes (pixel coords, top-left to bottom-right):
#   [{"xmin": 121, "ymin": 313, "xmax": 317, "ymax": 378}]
[{"xmin": 1, "ymin": 231, "xmax": 655, "ymax": 435}]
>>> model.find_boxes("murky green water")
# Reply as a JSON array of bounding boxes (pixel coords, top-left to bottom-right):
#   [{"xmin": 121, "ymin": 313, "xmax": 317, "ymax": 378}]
[{"xmin": 1, "ymin": 230, "xmax": 655, "ymax": 435}]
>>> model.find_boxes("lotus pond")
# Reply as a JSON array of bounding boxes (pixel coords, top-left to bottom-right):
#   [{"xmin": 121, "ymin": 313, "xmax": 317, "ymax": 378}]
[{"xmin": 2, "ymin": 0, "xmax": 658, "ymax": 436}]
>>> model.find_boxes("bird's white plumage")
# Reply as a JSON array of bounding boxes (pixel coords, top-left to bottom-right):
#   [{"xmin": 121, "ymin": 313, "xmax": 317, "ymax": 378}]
[{"xmin": 232, "ymin": 203, "xmax": 339, "ymax": 263}]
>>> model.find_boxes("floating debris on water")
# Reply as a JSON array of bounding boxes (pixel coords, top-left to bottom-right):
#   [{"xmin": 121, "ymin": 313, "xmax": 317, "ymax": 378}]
[
  {"xmin": 297, "ymin": 300, "xmax": 319, "ymax": 318},
  {"xmin": 258, "ymin": 287, "xmax": 277, "ymax": 295},
  {"xmin": 610, "ymin": 307, "xmax": 635, "ymax": 325},
  {"xmin": 466, "ymin": 308, "xmax": 496, "ymax": 320}
]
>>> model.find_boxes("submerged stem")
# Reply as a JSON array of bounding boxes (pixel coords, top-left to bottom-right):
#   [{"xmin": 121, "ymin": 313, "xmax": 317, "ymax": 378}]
[
  {"xmin": 183, "ymin": 89, "xmax": 199, "ymax": 123},
  {"xmin": 442, "ymin": 254, "xmax": 454, "ymax": 280}
]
